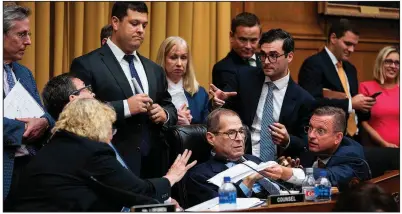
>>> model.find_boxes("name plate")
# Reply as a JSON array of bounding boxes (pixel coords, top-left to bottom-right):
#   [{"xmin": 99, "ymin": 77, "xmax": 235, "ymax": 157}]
[
  {"xmin": 267, "ymin": 193, "xmax": 305, "ymax": 205},
  {"xmin": 130, "ymin": 203, "xmax": 176, "ymax": 212}
]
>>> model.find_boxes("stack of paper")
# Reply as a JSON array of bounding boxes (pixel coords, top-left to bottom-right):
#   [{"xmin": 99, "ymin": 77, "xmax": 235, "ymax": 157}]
[
  {"xmin": 207, "ymin": 160, "xmax": 277, "ymax": 188},
  {"xmin": 186, "ymin": 197, "xmax": 264, "ymax": 212}
]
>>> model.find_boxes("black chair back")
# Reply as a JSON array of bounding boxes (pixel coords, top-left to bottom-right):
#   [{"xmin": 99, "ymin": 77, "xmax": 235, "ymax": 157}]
[{"xmin": 364, "ymin": 147, "xmax": 400, "ymax": 178}]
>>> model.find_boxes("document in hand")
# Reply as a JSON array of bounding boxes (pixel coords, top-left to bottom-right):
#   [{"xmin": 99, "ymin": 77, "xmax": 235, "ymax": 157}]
[
  {"xmin": 207, "ymin": 160, "xmax": 277, "ymax": 187},
  {"xmin": 4, "ymin": 81, "xmax": 44, "ymax": 119}
]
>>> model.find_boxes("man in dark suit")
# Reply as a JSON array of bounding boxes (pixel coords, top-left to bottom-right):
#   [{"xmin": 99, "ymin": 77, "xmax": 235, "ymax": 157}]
[
  {"xmin": 100, "ymin": 24, "xmax": 112, "ymax": 46},
  {"xmin": 3, "ymin": 5, "xmax": 54, "ymax": 200},
  {"xmin": 265, "ymin": 106, "xmax": 369, "ymax": 191},
  {"xmin": 298, "ymin": 19, "xmax": 375, "ymax": 141},
  {"xmin": 211, "ymin": 29, "xmax": 315, "ymax": 161},
  {"xmin": 70, "ymin": 2, "xmax": 177, "ymax": 178},
  {"xmin": 186, "ymin": 108, "xmax": 280, "ymax": 207},
  {"xmin": 210, "ymin": 12, "xmax": 262, "ymax": 107}
]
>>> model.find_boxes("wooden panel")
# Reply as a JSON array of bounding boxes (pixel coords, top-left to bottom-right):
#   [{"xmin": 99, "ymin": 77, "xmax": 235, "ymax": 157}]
[{"xmin": 231, "ymin": 1, "xmax": 400, "ymax": 83}]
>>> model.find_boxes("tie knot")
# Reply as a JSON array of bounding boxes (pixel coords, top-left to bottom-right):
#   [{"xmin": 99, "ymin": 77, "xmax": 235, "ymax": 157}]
[
  {"xmin": 266, "ymin": 81, "xmax": 276, "ymax": 90},
  {"xmin": 123, "ymin": 54, "xmax": 135, "ymax": 63},
  {"xmin": 336, "ymin": 61, "xmax": 342, "ymax": 69}
]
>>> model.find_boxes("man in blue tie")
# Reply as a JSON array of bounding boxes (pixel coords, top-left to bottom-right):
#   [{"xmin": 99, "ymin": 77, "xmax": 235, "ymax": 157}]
[
  {"xmin": 186, "ymin": 108, "xmax": 281, "ymax": 207},
  {"xmin": 3, "ymin": 4, "xmax": 55, "ymax": 200}
]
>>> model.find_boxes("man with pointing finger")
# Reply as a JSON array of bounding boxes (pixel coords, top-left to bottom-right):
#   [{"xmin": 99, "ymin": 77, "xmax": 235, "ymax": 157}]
[
  {"xmin": 211, "ymin": 29, "xmax": 315, "ymax": 161},
  {"xmin": 70, "ymin": 2, "xmax": 177, "ymax": 178}
]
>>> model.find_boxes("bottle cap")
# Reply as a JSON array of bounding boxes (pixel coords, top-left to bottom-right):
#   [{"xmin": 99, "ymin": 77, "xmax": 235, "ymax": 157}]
[
  {"xmin": 306, "ymin": 168, "xmax": 313, "ymax": 173},
  {"xmin": 319, "ymin": 170, "xmax": 327, "ymax": 177},
  {"xmin": 223, "ymin": 176, "xmax": 231, "ymax": 183}
]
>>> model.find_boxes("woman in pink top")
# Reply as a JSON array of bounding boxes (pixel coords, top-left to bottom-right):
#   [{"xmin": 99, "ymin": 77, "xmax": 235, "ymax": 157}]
[{"xmin": 359, "ymin": 46, "xmax": 399, "ymax": 147}]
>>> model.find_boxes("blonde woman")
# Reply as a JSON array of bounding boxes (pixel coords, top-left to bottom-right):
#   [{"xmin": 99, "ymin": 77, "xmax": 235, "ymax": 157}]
[
  {"xmin": 359, "ymin": 46, "xmax": 399, "ymax": 147},
  {"xmin": 6, "ymin": 98, "xmax": 196, "ymax": 211},
  {"xmin": 156, "ymin": 36, "xmax": 209, "ymax": 125}
]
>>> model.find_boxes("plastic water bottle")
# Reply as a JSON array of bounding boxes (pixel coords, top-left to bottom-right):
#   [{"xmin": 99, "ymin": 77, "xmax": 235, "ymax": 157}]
[
  {"xmin": 218, "ymin": 176, "xmax": 237, "ymax": 211},
  {"xmin": 301, "ymin": 168, "xmax": 316, "ymax": 201},
  {"xmin": 314, "ymin": 170, "xmax": 332, "ymax": 202}
]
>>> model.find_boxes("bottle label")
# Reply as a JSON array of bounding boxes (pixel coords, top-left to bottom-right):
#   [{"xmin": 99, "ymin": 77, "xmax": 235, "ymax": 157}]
[
  {"xmin": 302, "ymin": 187, "xmax": 315, "ymax": 201},
  {"xmin": 314, "ymin": 185, "xmax": 331, "ymax": 200},
  {"xmin": 219, "ymin": 191, "xmax": 237, "ymax": 204}
]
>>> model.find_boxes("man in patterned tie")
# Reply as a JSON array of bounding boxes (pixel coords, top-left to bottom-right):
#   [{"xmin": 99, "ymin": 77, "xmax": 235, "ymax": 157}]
[
  {"xmin": 186, "ymin": 108, "xmax": 281, "ymax": 207},
  {"xmin": 211, "ymin": 29, "xmax": 315, "ymax": 161},
  {"xmin": 3, "ymin": 4, "xmax": 55, "ymax": 200},
  {"xmin": 298, "ymin": 18, "xmax": 376, "ymax": 142}
]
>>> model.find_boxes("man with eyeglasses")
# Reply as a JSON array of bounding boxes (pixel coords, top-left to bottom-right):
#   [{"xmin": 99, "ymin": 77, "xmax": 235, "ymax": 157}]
[
  {"xmin": 211, "ymin": 29, "xmax": 315, "ymax": 162},
  {"xmin": 298, "ymin": 18, "xmax": 376, "ymax": 142},
  {"xmin": 186, "ymin": 108, "xmax": 281, "ymax": 207},
  {"xmin": 263, "ymin": 106, "xmax": 368, "ymax": 191},
  {"xmin": 3, "ymin": 5, "xmax": 55, "ymax": 200}
]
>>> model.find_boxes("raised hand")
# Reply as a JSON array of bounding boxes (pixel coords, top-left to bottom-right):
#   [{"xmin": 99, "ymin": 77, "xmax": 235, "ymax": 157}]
[
  {"xmin": 164, "ymin": 149, "xmax": 197, "ymax": 186},
  {"xmin": 209, "ymin": 84, "xmax": 237, "ymax": 109}
]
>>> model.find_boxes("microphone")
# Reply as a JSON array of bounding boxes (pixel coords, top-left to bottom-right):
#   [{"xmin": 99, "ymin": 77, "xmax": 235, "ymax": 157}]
[
  {"xmin": 238, "ymin": 156, "xmax": 291, "ymax": 195},
  {"xmin": 317, "ymin": 154, "xmax": 372, "ymax": 180}
]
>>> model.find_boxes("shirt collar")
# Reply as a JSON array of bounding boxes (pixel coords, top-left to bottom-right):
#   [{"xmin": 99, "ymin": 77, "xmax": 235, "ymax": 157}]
[
  {"xmin": 264, "ymin": 70, "xmax": 290, "ymax": 90},
  {"xmin": 317, "ymin": 156, "xmax": 331, "ymax": 165},
  {"xmin": 107, "ymin": 38, "xmax": 139, "ymax": 63},
  {"xmin": 167, "ymin": 78, "xmax": 184, "ymax": 90},
  {"xmin": 325, "ymin": 46, "xmax": 339, "ymax": 66}
]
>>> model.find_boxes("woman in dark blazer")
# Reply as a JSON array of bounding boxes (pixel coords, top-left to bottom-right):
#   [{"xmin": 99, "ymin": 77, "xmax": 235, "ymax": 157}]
[
  {"xmin": 156, "ymin": 36, "xmax": 209, "ymax": 125},
  {"xmin": 5, "ymin": 98, "xmax": 196, "ymax": 211}
]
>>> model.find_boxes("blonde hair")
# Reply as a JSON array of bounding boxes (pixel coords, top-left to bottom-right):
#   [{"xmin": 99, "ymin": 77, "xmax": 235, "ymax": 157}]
[
  {"xmin": 52, "ymin": 98, "xmax": 116, "ymax": 143},
  {"xmin": 155, "ymin": 36, "xmax": 199, "ymax": 96},
  {"xmin": 373, "ymin": 46, "xmax": 400, "ymax": 85}
]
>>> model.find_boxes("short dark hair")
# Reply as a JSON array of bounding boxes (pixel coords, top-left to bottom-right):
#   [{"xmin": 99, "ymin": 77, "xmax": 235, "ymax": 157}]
[
  {"xmin": 327, "ymin": 18, "xmax": 359, "ymax": 43},
  {"xmin": 207, "ymin": 108, "xmax": 241, "ymax": 133},
  {"xmin": 312, "ymin": 106, "xmax": 346, "ymax": 134},
  {"xmin": 231, "ymin": 12, "xmax": 261, "ymax": 34},
  {"xmin": 259, "ymin": 28, "xmax": 295, "ymax": 55},
  {"xmin": 100, "ymin": 24, "xmax": 113, "ymax": 45},
  {"xmin": 111, "ymin": 1, "xmax": 148, "ymax": 20},
  {"xmin": 42, "ymin": 73, "xmax": 76, "ymax": 120},
  {"xmin": 333, "ymin": 183, "xmax": 399, "ymax": 212}
]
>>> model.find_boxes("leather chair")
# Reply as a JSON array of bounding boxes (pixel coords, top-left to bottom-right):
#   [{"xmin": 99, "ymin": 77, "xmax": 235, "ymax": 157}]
[
  {"xmin": 164, "ymin": 124, "xmax": 212, "ymax": 208},
  {"xmin": 363, "ymin": 147, "xmax": 400, "ymax": 178}
]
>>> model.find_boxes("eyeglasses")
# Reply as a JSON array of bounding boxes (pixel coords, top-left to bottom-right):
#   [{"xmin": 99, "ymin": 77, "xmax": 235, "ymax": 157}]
[
  {"xmin": 304, "ymin": 126, "xmax": 328, "ymax": 136},
  {"xmin": 259, "ymin": 51, "xmax": 286, "ymax": 63},
  {"xmin": 70, "ymin": 85, "xmax": 92, "ymax": 96},
  {"xmin": 213, "ymin": 127, "xmax": 247, "ymax": 140},
  {"xmin": 384, "ymin": 59, "xmax": 400, "ymax": 68},
  {"xmin": 9, "ymin": 31, "xmax": 32, "ymax": 40}
]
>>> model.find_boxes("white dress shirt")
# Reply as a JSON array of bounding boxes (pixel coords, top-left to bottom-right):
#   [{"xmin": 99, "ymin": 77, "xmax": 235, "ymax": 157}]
[
  {"xmin": 106, "ymin": 39, "xmax": 149, "ymax": 118},
  {"xmin": 248, "ymin": 54, "xmax": 257, "ymax": 67},
  {"xmin": 251, "ymin": 72, "xmax": 290, "ymax": 158},
  {"xmin": 167, "ymin": 78, "xmax": 189, "ymax": 111},
  {"xmin": 287, "ymin": 157, "xmax": 331, "ymax": 186}
]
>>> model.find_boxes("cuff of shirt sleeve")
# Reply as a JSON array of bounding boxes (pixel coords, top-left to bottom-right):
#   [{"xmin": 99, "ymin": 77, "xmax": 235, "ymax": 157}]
[
  {"xmin": 239, "ymin": 182, "xmax": 252, "ymax": 198},
  {"xmin": 123, "ymin": 100, "xmax": 131, "ymax": 118},
  {"xmin": 286, "ymin": 168, "xmax": 306, "ymax": 186},
  {"xmin": 163, "ymin": 109, "xmax": 170, "ymax": 125}
]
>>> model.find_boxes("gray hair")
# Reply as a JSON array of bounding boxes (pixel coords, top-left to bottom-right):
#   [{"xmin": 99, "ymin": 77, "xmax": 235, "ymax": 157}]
[{"xmin": 3, "ymin": 5, "xmax": 31, "ymax": 34}]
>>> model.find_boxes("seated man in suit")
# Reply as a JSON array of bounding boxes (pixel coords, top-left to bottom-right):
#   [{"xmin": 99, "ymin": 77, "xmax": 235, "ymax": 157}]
[
  {"xmin": 264, "ymin": 106, "xmax": 369, "ymax": 191},
  {"xmin": 186, "ymin": 108, "xmax": 281, "ymax": 207},
  {"xmin": 210, "ymin": 29, "xmax": 315, "ymax": 160},
  {"xmin": 298, "ymin": 18, "xmax": 376, "ymax": 141}
]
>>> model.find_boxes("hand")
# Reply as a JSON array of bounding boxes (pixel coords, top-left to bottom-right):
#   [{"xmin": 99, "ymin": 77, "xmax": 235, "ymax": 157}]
[
  {"xmin": 209, "ymin": 84, "xmax": 237, "ymax": 109},
  {"xmin": 16, "ymin": 117, "xmax": 49, "ymax": 141},
  {"xmin": 177, "ymin": 104, "xmax": 192, "ymax": 125},
  {"xmin": 384, "ymin": 143, "xmax": 398, "ymax": 148},
  {"xmin": 269, "ymin": 123, "xmax": 290, "ymax": 147},
  {"xmin": 242, "ymin": 172, "xmax": 263, "ymax": 189},
  {"xmin": 278, "ymin": 156, "xmax": 303, "ymax": 168},
  {"xmin": 352, "ymin": 94, "xmax": 376, "ymax": 112},
  {"xmin": 148, "ymin": 104, "xmax": 167, "ymax": 124},
  {"xmin": 164, "ymin": 149, "xmax": 197, "ymax": 186},
  {"xmin": 170, "ymin": 198, "xmax": 183, "ymax": 211},
  {"xmin": 127, "ymin": 94, "xmax": 153, "ymax": 115}
]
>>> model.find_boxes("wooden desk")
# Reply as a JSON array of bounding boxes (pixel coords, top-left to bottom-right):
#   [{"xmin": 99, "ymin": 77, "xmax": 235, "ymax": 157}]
[{"xmin": 235, "ymin": 171, "xmax": 399, "ymax": 212}]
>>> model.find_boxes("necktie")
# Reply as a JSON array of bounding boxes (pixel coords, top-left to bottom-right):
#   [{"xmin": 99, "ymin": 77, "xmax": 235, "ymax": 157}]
[
  {"xmin": 336, "ymin": 62, "xmax": 357, "ymax": 136},
  {"xmin": 257, "ymin": 178, "xmax": 280, "ymax": 195},
  {"xmin": 123, "ymin": 55, "xmax": 144, "ymax": 93},
  {"xmin": 317, "ymin": 159, "xmax": 326, "ymax": 169},
  {"xmin": 260, "ymin": 82, "xmax": 276, "ymax": 162},
  {"xmin": 4, "ymin": 64, "xmax": 15, "ymax": 93}
]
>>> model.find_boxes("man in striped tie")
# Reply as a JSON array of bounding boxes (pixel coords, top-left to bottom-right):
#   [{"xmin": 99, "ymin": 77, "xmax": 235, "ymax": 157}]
[{"xmin": 186, "ymin": 108, "xmax": 282, "ymax": 207}]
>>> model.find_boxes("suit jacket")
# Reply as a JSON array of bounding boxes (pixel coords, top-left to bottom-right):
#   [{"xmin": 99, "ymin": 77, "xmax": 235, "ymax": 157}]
[
  {"xmin": 213, "ymin": 53, "xmax": 315, "ymax": 157},
  {"xmin": 3, "ymin": 62, "xmax": 55, "ymax": 198},
  {"xmin": 299, "ymin": 137, "xmax": 368, "ymax": 191},
  {"xmin": 5, "ymin": 131, "xmax": 171, "ymax": 212},
  {"xmin": 70, "ymin": 44, "xmax": 177, "ymax": 177},
  {"xmin": 186, "ymin": 154, "xmax": 266, "ymax": 207},
  {"xmin": 298, "ymin": 49, "xmax": 364, "ymax": 122},
  {"xmin": 184, "ymin": 86, "xmax": 209, "ymax": 124}
]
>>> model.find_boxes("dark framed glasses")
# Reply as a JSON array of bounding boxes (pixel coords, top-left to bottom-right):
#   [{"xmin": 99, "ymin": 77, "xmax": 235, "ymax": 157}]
[{"xmin": 70, "ymin": 85, "xmax": 92, "ymax": 96}]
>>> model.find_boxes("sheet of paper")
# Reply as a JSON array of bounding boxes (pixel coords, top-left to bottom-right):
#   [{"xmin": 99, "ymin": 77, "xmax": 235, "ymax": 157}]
[
  {"xmin": 169, "ymin": 90, "xmax": 189, "ymax": 111},
  {"xmin": 186, "ymin": 197, "xmax": 264, "ymax": 212},
  {"xmin": 207, "ymin": 160, "xmax": 277, "ymax": 188},
  {"xmin": 4, "ymin": 81, "xmax": 44, "ymax": 119}
]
